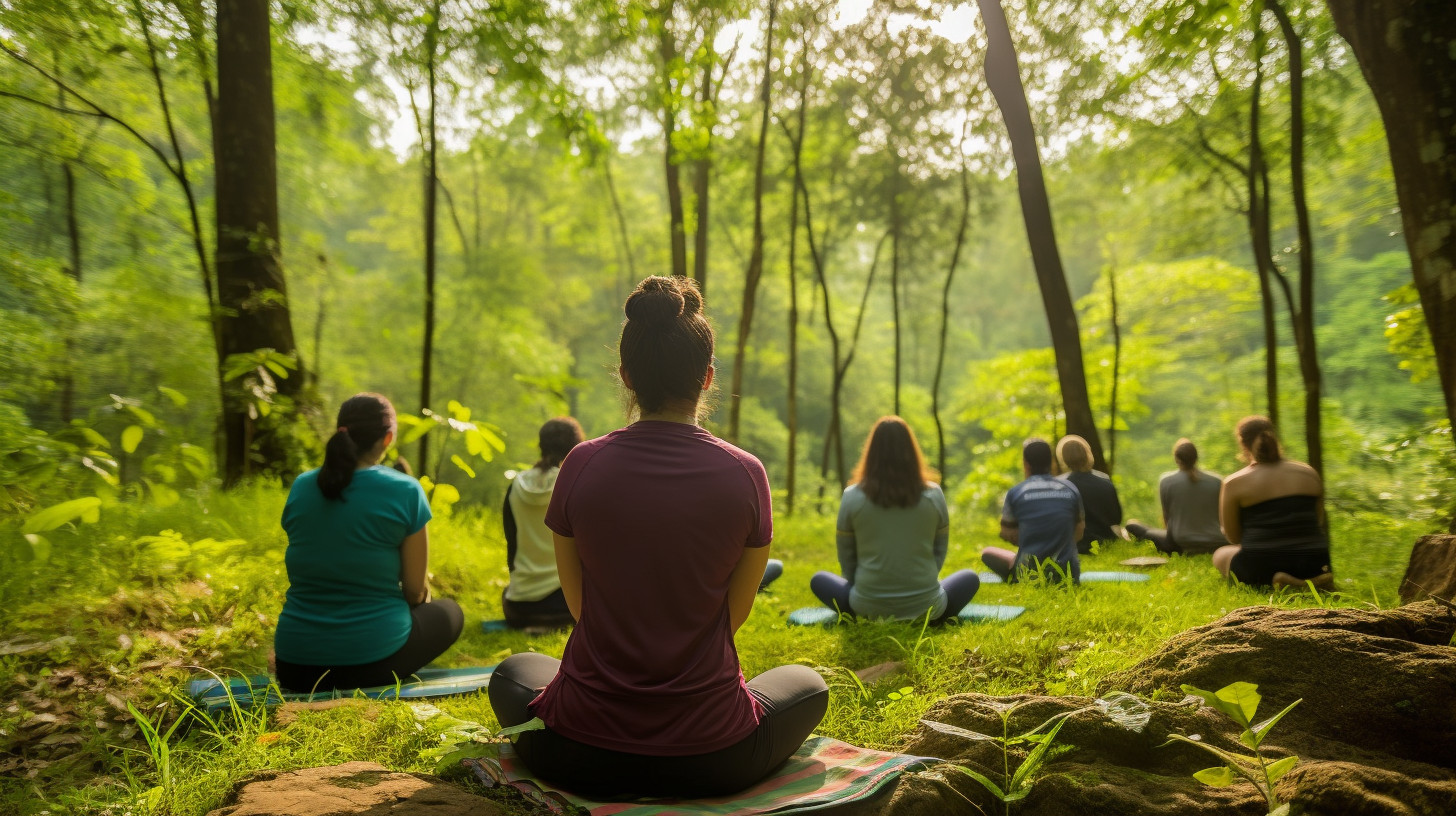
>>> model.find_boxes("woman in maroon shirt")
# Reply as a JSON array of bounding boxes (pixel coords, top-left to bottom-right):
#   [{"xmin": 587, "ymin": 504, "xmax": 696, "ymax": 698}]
[{"xmin": 488, "ymin": 276, "xmax": 829, "ymax": 798}]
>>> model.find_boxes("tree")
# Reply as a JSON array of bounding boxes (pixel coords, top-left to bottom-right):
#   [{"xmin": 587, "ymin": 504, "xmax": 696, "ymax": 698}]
[
  {"xmin": 976, "ymin": 0, "xmax": 1105, "ymax": 469},
  {"xmin": 215, "ymin": 0, "xmax": 305, "ymax": 484},
  {"xmin": 1325, "ymin": 0, "xmax": 1456, "ymax": 476}
]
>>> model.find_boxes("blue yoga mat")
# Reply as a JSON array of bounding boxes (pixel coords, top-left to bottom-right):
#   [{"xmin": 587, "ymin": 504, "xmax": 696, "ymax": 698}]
[
  {"xmin": 481, "ymin": 619, "xmax": 509, "ymax": 633},
  {"xmin": 186, "ymin": 664, "xmax": 497, "ymax": 714},
  {"xmin": 787, "ymin": 604, "xmax": 1025, "ymax": 627},
  {"xmin": 1080, "ymin": 571, "xmax": 1151, "ymax": 583}
]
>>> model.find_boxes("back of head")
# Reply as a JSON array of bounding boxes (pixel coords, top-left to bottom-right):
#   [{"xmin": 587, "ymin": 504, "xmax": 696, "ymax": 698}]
[
  {"xmin": 1055, "ymin": 435, "xmax": 1093, "ymax": 473},
  {"xmin": 537, "ymin": 416, "xmax": 585, "ymax": 470},
  {"xmin": 851, "ymin": 416, "xmax": 935, "ymax": 508},
  {"xmin": 1173, "ymin": 438, "xmax": 1199, "ymax": 481},
  {"xmin": 320, "ymin": 393, "xmax": 396, "ymax": 500},
  {"xmin": 1023, "ymin": 438, "xmax": 1053, "ymax": 476},
  {"xmin": 619, "ymin": 276, "xmax": 715, "ymax": 418},
  {"xmin": 1236, "ymin": 415, "xmax": 1283, "ymax": 464}
]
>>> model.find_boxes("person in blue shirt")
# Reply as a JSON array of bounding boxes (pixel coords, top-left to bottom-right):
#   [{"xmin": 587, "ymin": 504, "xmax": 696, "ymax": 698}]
[
  {"xmin": 981, "ymin": 438, "xmax": 1084, "ymax": 584},
  {"xmin": 274, "ymin": 393, "xmax": 464, "ymax": 691},
  {"xmin": 810, "ymin": 416, "xmax": 980, "ymax": 622}
]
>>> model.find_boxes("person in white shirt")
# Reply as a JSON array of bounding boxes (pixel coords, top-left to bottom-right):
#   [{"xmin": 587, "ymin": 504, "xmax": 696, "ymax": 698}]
[{"xmin": 502, "ymin": 417, "xmax": 584, "ymax": 629}]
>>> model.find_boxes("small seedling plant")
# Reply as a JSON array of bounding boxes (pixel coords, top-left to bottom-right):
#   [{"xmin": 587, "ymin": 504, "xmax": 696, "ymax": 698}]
[
  {"xmin": 1165, "ymin": 681, "xmax": 1301, "ymax": 816},
  {"xmin": 921, "ymin": 691, "xmax": 1151, "ymax": 815}
]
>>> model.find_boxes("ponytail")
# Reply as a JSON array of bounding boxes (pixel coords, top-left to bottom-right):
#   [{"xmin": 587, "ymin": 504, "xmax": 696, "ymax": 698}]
[
  {"xmin": 318, "ymin": 393, "xmax": 397, "ymax": 500},
  {"xmin": 1235, "ymin": 415, "xmax": 1283, "ymax": 464},
  {"xmin": 1173, "ymin": 438, "xmax": 1200, "ymax": 482}
]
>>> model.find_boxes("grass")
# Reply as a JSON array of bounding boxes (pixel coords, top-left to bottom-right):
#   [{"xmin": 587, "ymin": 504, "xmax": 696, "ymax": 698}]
[{"xmin": 0, "ymin": 484, "xmax": 1434, "ymax": 815}]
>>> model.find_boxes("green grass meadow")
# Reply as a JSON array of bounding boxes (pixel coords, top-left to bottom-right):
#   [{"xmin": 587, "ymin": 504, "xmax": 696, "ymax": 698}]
[{"xmin": 0, "ymin": 487, "xmax": 1429, "ymax": 815}]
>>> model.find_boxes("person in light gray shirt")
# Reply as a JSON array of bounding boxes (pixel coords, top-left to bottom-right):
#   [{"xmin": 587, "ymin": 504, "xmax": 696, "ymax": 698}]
[
  {"xmin": 1125, "ymin": 438, "xmax": 1228, "ymax": 554},
  {"xmin": 810, "ymin": 417, "xmax": 980, "ymax": 622}
]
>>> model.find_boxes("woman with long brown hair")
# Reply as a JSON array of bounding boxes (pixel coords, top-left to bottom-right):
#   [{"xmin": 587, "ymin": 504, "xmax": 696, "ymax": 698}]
[
  {"xmin": 487, "ymin": 276, "xmax": 827, "ymax": 798},
  {"xmin": 1213, "ymin": 416, "xmax": 1333, "ymax": 588},
  {"xmin": 810, "ymin": 416, "xmax": 980, "ymax": 622}
]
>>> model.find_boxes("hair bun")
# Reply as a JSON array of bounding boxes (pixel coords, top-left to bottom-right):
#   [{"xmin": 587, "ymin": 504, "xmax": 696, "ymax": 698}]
[{"xmin": 625, "ymin": 276, "xmax": 690, "ymax": 324}]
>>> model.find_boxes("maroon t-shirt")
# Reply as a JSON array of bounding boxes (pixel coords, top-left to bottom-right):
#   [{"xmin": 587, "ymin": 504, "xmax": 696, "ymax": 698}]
[{"xmin": 535, "ymin": 420, "xmax": 773, "ymax": 755}]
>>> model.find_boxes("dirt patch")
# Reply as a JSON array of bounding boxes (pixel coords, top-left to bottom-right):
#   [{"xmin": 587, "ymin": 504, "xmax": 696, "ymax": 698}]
[
  {"xmin": 208, "ymin": 761, "xmax": 508, "ymax": 816},
  {"xmin": 875, "ymin": 601, "xmax": 1456, "ymax": 816}
]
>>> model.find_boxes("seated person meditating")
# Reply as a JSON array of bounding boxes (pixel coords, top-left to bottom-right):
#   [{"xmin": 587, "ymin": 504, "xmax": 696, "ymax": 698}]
[
  {"xmin": 1213, "ymin": 417, "xmax": 1333, "ymax": 589},
  {"xmin": 1054, "ymin": 435, "xmax": 1121, "ymax": 555},
  {"xmin": 981, "ymin": 438, "xmax": 1083, "ymax": 584},
  {"xmin": 274, "ymin": 393, "xmax": 464, "ymax": 692},
  {"xmin": 501, "ymin": 417, "xmax": 585, "ymax": 630},
  {"xmin": 1125, "ymin": 438, "xmax": 1228, "ymax": 555},
  {"xmin": 809, "ymin": 416, "xmax": 980, "ymax": 623},
  {"xmin": 487, "ymin": 275, "xmax": 828, "ymax": 798}
]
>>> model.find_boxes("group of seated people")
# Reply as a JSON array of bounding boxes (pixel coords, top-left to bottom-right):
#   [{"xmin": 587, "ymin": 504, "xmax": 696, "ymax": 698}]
[{"xmin": 270, "ymin": 274, "xmax": 1333, "ymax": 799}]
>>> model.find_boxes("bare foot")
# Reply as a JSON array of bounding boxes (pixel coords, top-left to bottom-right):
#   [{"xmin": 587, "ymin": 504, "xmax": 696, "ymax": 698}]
[{"xmin": 1273, "ymin": 572, "xmax": 1335, "ymax": 591}]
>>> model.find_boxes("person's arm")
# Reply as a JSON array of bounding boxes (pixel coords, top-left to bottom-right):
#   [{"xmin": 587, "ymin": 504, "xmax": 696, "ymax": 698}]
[
  {"xmin": 502, "ymin": 482, "xmax": 518, "ymax": 573},
  {"xmin": 931, "ymin": 486, "xmax": 950, "ymax": 570},
  {"xmin": 1220, "ymin": 477, "xmax": 1242, "ymax": 546},
  {"xmin": 1073, "ymin": 496, "xmax": 1085, "ymax": 546},
  {"xmin": 728, "ymin": 544, "xmax": 771, "ymax": 633},
  {"xmin": 1159, "ymin": 477, "xmax": 1172, "ymax": 528},
  {"xmin": 401, "ymin": 526, "xmax": 431, "ymax": 606},
  {"xmin": 1000, "ymin": 495, "xmax": 1019, "ymax": 545},
  {"xmin": 553, "ymin": 532, "xmax": 583, "ymax": 620},
  {"xmin": 835, "ymin": 493, "xmax": 858, "ymax": 583}
]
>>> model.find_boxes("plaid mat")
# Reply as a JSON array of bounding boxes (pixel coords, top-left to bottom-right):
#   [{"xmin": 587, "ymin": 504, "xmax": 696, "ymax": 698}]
[
  {"xmin": 185, "ymin": 664, "xmax": 496, "ymax": 714},
  {"xmin": 463, "ymin": 735, "xmax": 931, "ymax": 815}
]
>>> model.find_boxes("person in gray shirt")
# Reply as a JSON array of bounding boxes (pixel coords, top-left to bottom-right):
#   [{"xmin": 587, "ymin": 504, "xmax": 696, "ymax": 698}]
[
  {"xmin": 1125, "ymin": 438, "xmax": 1228, "ymax": 554},
  {"xmin": 810, "ymin": 417, "xmax": 981, "ymax": 622}
]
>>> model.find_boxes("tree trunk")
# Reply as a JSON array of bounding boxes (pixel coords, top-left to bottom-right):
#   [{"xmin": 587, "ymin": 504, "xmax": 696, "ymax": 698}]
[
  {"xmin": 602, "ymin": 152, "xmax": 637, "ymax": 296},
  {"xmin": 890, "ymin": 168, "xmax": 903, "ymax": 416},
  {"xmin": 1107, "ymin": 261, "xmax": 1121, "ymax": 476},
  {"xmin": 215, "ymin": 0, "xmax": 302, "ymax": 486},
  {"xmin": 932, "ymin": 134, "xmax": 972, "ymax": 482},
  {"xmin": 1267, "ymin": 0, "xmax": 1322, "ymax": 473},
  {"xmin": 60, "ymin": 160, "xmax": 81, "ymax": 424},
  {"xmin": 692, "ymin": 62, "xmax": 712, "ymax": 296},
  {"xmin": 1247, "ymin": 39, "xmax": 1281, "ymax": 430},
  {"xmin": 977, "ymin": 0, "xmax": 1105, "ymax": 469},
  {"xmin": 726, "ymin": 0, "xmax": 776, "ymax": 444},
  {"xmin": 418, "ymin": 4, "xmax": 440, "ymax": 477},
  {"xmin": 785, "ymin": 131, "xmax": 801, "ymax": 516},
  {"xmin": 658, "ymin": 26, "xmax": 689, "ymax": 280}
]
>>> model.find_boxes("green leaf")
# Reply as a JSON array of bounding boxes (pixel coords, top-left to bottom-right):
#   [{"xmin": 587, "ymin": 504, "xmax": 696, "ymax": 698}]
[
  {"xmin": 121, "ymin": 425, "xmax": 144, "ymax": 454},
  {"xmin": 918, "ymin": 719, "xmax": 1000, "ymax": 743},
  {"xmin": 948, "ymin": 765, "xmax": 1008, "ymax": 801},
  {"xmin": 1250, "ymin": 699, "xmax": 1302, "ymax": 747},
  {"xmin": 1193, "ymin": 766, "xmax": 1235, "ymax": 787},
  {"xmin": 126, "ymin": 405, "xmax": 156, "ymax": 427},
  {"xmin": 465, "ymin": 429, "xmax": 486, "ymax": 456},
  {"xmin": 431, "ymin": 483, "xmax": 461, "ymax": 508},
  {"xmin": 447, "ymin": 400, "xmax": 470, "ymax": 421},
  {"xmin": 1182, "ymin": 683, "xmax": 1251, "ymax": 727},
  {"xmin": 399, "ymin": 418, "xmax": 434, "ymax": 445},
  {"xmin": 156, "ymin": 386, "xmax": 188, "ymax": 406},
  {"xmin": 1268, "ymin": 803, "xmax": 1292, "ymax": 816},
  {"xmin": 1265, "ymin": 755, "xmax": 1298, "ymax": 784},
  {"xmin": 1239, "ymin": 729, "xmax": 1258, "ymax": 750},
  {"xmin": 451, "ymin": 455, "xmax": 476, "ymax": 479},
  {"xmin": 1215, "ymin": 682, "xmax": 1262, "ymax": 726},
  {"xmin": 1010, "ymin": 713, "xmax": 1068, "ymax": 792},
  {"xmin": 22, "ymin": 497, "xmax": 103, "ymax": 533},
  {"xmin": 431, "ymin": 742, "xmax": 497, "ymax": 774},
  {"xmin": 146, "ymin": 480, "xmax": 180, "ymax": 509},
  {"xmin": 79, "ymin": 427, "xmax": 110, "ymax": 448},
  {"xmin": 496, "ymin": 716, "xmax": 545, "ymax": 740}
]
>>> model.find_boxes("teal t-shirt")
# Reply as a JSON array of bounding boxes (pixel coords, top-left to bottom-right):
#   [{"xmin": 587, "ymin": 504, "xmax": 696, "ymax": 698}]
[{"xmin": 274, "ymin": 466, "xmax": 432, "ymax": 666}]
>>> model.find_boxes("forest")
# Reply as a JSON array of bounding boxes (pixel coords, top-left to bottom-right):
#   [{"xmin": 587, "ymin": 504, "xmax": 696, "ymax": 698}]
[{"xmin": 2, "ymin": 0, "xmax": 1455, "ymax": 814}]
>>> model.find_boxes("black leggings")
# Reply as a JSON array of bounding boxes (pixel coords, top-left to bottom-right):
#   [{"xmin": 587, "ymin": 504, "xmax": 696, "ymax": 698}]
[
  {"xmin": 489, "ymin": 652, "xmax": 829, "ymax": 798},
  {"xmin": 1230, "ymin": 548, "xmax": 1332, "ymax": 588},
  {"xmin": 275, "ymin": 598, "xmax": 464, "ymax": 692},
  {"xmin": 501, "ymin": 588, "xmax": 575, "ymax": 629}
]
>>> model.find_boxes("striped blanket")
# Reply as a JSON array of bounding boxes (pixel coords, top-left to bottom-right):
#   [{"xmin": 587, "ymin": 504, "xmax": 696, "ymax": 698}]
[{"xmin": 463, "ymin": 735, "xmax": 931, "ymax": 815}]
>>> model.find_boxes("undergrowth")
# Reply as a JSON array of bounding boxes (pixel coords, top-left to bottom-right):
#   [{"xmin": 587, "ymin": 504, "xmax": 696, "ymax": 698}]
[{"xmin": 0, "ymin": 485, "xmax": 1432, "ymax": 815}]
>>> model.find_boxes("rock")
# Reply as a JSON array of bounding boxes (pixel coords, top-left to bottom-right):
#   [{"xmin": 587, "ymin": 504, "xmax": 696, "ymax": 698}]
[
  {"xmin": 1099, "ymin": 601, "xmax": 1456, "ymax": 768},
  {"xmin": 1400, "ymin": 534, "xmax": 1456, "ymax": 605},
  {"xmin": 207, "ymin": 762, "xmax": 507, "ymax": 816},
  {"xmin": 876, "ymin": 602, "xmax": 1456, "ymax": 816}
]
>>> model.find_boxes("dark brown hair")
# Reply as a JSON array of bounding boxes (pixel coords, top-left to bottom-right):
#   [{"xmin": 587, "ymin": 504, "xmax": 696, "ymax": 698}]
[
  {"xmin": 619, "ymin": 276, "xmax": 714, "ymax": 417},
  {"xmin": 1236, "ymin": 415, "xmax": 1283, "ymax": 464},
  {"xmin": 319, "ymin": 393, "xmax": 396, "ymax": 500},
  {"xmin": 850, "ymin": 416, "xmax": 938, "ymax": 508},
  {"xmin": 1055, "ymin": 435, "xmax": 1093, "ymax": 473},
  {"xmin": 1023, "ymin": 438, "xmax": 1053, "ymax": 475},
  {"xmin": 1173, "ymin": 438, "xmax": 1201, "ymax": 482},
  {"xmin": 536, "ymin": 416, "xmax": 584, "ymax": 470}
]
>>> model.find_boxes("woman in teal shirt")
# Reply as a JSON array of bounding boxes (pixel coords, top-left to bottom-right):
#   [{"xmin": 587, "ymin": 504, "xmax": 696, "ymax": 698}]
[
  {"xmin": 810, "ymin": 416, "xmax": 980, "ymax": 623},
  {"xmin": 274, "ymin": 393, "xmax": 463, "ymax": 691}
]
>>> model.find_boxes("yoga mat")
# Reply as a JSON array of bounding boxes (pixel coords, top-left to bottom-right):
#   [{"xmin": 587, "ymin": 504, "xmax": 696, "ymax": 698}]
[
  {"xmin": 957, "ymin": 603, "xmax": 1026, "ymax": 622},
  {"xmin": 481, "ymin": 619, "xmax": 510, "ymax": 634},
  {"xmin": 185, "ymin": 664, "xmax": 497, "ymax": 714},
  {"xmin": 786, "ymin": 604, "xmax": 1024, "ymax": 626},
  {"xmin": 1079, "ymin": 571, "xmax": 1152, "ymax": 583},
  {"xmin": 1120, "ymin": 556, "xmax": 1169, "ymax": 568},
  {"xmin": 464, "ymin": 735, "xmax": 932, "ymax": 816},
  {"xmin": 977, "ymin": 572, "xmax": 1005, "ymax": 584}
]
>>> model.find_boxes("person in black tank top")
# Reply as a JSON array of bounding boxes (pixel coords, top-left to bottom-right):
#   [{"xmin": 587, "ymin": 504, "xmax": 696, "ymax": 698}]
[{"xmin": 1212, "ymin": 417, "xmax": 1333, "ymax": 589}]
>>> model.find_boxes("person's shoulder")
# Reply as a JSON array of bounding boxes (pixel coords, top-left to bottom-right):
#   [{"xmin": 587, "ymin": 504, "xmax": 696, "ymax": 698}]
[
  {"xmin": 1158, "ymin": 470, "xmax": 1181, "ymax": 484},
  {"xmin": 285, "ymin": 469, "xmax": 321, "ymax": 502},
  {"xmin": 1089, "ymin": 470, "xmax": 1112, "ymax": 482},
  {"xmin": 359, "ymin": 465, "xmax": 424, "ymax": 494},
  {"xmin": 703, "ymin": 432, "xmax": 768, "ymax": 473}
]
